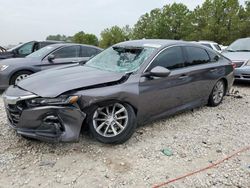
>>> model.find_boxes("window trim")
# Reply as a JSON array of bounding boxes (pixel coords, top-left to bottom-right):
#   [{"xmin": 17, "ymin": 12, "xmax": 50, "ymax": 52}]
[{"xmin": 143, "ymin": 45, "xmax": 185, "ymax": 73}]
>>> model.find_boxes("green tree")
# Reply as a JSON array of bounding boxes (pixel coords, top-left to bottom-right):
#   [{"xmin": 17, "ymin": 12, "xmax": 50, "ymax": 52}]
[
  {"xmin": 132, "ymin": 8, "xmax": 162, "ymax": 39},
  {"xmin": 239, "ymin": 1, "xmax": 250, "ymax": 38},
  {"xmin": 188, "ymin": 0, "xmax": 246, "ymax": 44},
  {"xmin": 46, "ymin": 34, "xmax": 71, "ymax": 42},
  {"xmin": 99, "ymin": 26, "xmax": 130, "ymax": 48},
  {"xmin": 72, "ymin": 31, "xmax": 99, "ymax": 46},
  {"xmin": 133, "ymin": 3, "xmax": 191, "ymax": 40}
]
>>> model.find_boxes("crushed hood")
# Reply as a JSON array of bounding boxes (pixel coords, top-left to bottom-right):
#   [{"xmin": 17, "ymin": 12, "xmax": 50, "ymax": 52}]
[
  {"xmin": 222, "ymin": 51, "xmax": 250, "ymax": 62},
  {"xmin": 17, "ymin": 65, "xmax": 127, "ymax": 98}
]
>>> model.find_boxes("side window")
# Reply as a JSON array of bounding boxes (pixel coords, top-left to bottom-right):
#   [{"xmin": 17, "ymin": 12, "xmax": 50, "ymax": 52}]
[
  {"xmin": 52, "ymin": 46, "xmax": 80, "ymax": 59},
  {"xmin": 81, "ymin": 46, "xmax": 89, "ymax": 57},
  {"xmin": 39, "ymin": 42, "xmax": 51, "ymax": 49},
  {"xmin": 207, "ymin": 50, "xmax": 220, "ymax": 62},
  {"xmin": 33, "ymin": 42, "xmax": 39, "ymax": 52},
  {"xmin": 18, "ymin": 42, "xmax": 35, "ymax": 55},
  {"xmin": 88, "ymin": 48, "xmax": 98, "ymax": 57},
  {"xmin": 185, "ymin": 47, "xmax": 210, "ymax": 66},
  {"xmin": 81, "ymin": 46, "xmax": 98, "ymax": 57},
  {"xmin": 148, "ymin": 46, "xmax": 185, "ymax": 70}
]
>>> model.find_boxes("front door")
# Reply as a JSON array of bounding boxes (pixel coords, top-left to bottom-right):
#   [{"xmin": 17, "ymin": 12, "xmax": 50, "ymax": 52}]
[{"xmin": 138, "ymin": 46, "xmax": 194, "ymax": 121}]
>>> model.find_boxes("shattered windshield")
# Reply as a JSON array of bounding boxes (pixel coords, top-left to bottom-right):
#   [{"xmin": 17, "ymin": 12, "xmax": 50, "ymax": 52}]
[{"xmin": 86, "ymin": 46, "xmax": 156, "ymax": 73}]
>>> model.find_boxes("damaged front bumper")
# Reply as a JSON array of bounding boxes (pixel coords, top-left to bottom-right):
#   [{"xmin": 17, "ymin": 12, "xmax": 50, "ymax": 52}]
[{"xmin": 2, "ymin": 86, "xmax": 86, "ymax": 142}]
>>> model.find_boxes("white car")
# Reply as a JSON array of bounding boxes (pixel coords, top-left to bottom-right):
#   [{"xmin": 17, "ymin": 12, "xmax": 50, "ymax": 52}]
[{"xmin": 196, "ymin": 41, "xmax": 222, "ymax": 53}]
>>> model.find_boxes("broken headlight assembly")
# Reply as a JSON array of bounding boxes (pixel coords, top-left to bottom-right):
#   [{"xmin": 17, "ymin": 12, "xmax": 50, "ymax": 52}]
[{"xmin": 27, "ymin": 96, "xmax": 79, "ymax": 106}]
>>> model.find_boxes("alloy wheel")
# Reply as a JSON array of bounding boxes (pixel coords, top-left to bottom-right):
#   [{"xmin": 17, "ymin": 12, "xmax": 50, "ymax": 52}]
[
  {"xmin": 93, "ymin": 103, "xmax": 129, "ymax": 138},
  {"xmin": 15, "ymin": 74, "xmax": 29, "ymax": 84},
  {"xmin": 212, "ymin": 81, "xmax": 224, "ymax": 104}
]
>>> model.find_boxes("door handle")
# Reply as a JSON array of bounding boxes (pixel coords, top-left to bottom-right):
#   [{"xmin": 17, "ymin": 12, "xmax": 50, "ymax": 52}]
[
  {"xmin": 178, "ymin": 75, "xmax": 189, "ymax": 79},
  {"xmin": 209, "ymin": 68, "xmax": 218, "ymax": 72}
]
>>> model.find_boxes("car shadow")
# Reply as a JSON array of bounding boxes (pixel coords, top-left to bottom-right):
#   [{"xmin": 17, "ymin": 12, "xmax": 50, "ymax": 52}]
[{"xmin": 233, "ymin": 80, "xmax": 250, "ymax": 88}]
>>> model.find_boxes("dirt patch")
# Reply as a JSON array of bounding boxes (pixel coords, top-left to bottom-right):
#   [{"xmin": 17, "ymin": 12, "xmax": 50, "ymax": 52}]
[{"xmin": 0, "ymin": 84, "xmax": 249, "ymax": 187}]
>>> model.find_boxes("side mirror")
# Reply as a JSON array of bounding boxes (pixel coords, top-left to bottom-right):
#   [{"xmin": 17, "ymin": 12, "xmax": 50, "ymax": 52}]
[
  {"xmin": 48, "ymin": 54, "xmax": 55, "ymax": 62},
  {"xmin": 13, "ymin": 49, "xmax": 19, "ymax": 56},
  {"xmin": 142, "ymin": 66, "xmax": 171, "ymax": 78}
]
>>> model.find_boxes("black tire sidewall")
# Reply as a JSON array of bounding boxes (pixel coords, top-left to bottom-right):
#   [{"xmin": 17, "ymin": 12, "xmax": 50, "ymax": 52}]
[{"xmin": 88, "ymin": 103, "xmax": 137, "ymax": 144}]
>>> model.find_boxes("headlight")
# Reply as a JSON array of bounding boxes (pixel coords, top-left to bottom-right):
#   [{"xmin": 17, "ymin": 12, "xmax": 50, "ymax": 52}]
[
  {"xmin": 28, "ymin": 96, "xmax": 79, "ymax": 105},
  {"xmin": 247, "ymin": 60, "xmax": 250, "ymax": 66},
  {"xmin": 0, "ymin": 65, "xmax": 9, "ymax": 71}
]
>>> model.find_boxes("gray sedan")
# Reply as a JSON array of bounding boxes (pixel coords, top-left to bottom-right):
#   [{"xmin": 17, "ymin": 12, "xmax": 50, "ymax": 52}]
[
  {"xmin": 0, "ymin": 43, "xmax": 102, "ymax": 89},
  {"xmin": 3, "ymin": 40, "xmax": 234, "ymax": 144},
  {"xmin": 222, "ymin": 37, "xmax": 250, "ymax": 81}
]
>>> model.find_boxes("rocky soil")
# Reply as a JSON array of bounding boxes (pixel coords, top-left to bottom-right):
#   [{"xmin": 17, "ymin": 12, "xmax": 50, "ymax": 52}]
[{"xmin": 0, "ymin": 83, "xmax": 249, "ymax": 188}]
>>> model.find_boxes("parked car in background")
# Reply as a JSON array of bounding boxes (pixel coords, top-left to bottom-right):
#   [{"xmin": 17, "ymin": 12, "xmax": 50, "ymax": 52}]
[
  {"xmin": 0, "ymin": 46, "xmax": 6, "ymax": 53},
  {"xmin": 220, "ymin": 45, "xmax": 228, "ymax": 51},
  {"xmin": 0, "ymin": 43, "xmax": 102, "ymax": 89},
  {"xmin": 0, "ymin": 40, "xmax": 61, "ymax": 60},
  {"xmin": 196, "ymin": 41, "xmax": 222, "ymax": 53},
  {"xmin": 222, "ymin": 37, "xmax": 250, "ymax": 81},
  {"xmin": 2, "ymin": 40, "xmax": 234, "ymax": 143}
]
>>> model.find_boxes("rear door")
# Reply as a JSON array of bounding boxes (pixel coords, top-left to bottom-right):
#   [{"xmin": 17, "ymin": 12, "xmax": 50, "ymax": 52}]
[
  {"xmin": 182, "ymin": 46, "xmax": 224, "ymax": 100},
  {"xmin": 41, "ymin": 45, "xmax": 81, "ymax": 70}
]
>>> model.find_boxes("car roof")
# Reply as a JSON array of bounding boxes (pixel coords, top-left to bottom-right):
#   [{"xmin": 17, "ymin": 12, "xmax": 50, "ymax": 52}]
[
  {"xmin": 45, "ymin": 43, "xmax": 102, "ymax": 50},
  {"xmin": 197, "ymin": 41, "xmax": 218, "ymax": 44},
  {"xmin": 114, "ymin": 39, "xmax": 208, "ymax": 49}
]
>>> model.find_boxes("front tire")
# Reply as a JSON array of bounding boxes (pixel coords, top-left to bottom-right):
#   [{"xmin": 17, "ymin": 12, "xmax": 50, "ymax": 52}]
[
  {"xmin": 208, "ymin": 79, "xmax": 225, "ymax": 107},
  {"xmin": 10, "ymin": 71, "xmax": 33, "ymax": 85},
  {"xmin": 88, "ymin": 102, "xmax": 136, "ymax": 144}
]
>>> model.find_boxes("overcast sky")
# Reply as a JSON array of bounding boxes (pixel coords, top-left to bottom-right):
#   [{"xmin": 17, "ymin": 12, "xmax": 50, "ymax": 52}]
[{"xmin": 0, "ymin": 0, "xmax": 247, "ymax": 45}]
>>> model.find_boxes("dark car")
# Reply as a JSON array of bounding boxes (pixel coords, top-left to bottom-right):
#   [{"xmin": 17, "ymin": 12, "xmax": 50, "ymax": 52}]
[
  {"xmin": 2, "ymin": 40, "xmax": 234, "ymax": 144},
  {"xmin": 0, "ymin": 43, "xmax": 102, "ymax": 89},
  {"xmin": 0, "ymin": 40, "xmax": 61, "ymax": 60}
]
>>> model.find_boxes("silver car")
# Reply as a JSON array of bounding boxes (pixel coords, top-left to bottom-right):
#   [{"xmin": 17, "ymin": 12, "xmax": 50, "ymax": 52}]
[{"xmin": 222, "ymin": 37, "xmax": 250, "ymax": 81}]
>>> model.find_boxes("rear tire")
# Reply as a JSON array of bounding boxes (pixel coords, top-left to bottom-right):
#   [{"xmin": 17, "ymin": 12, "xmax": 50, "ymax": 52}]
[
  {"xmin": 10, "ymin": 71, "xmax": 33, "ymax": 85},
  {"xmin": 208, "ymin": 79, "xmax": 225, "ymax": 107},
  {"xmin": 88, "ymin": 102, "xmax": 137, "ymax": 144}
]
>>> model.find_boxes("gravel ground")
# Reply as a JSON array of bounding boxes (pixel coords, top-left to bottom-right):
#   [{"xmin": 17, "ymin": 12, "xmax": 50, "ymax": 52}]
[{"xmin": 0, "ymin": 83, "xmax": 249, "ymax": 188}]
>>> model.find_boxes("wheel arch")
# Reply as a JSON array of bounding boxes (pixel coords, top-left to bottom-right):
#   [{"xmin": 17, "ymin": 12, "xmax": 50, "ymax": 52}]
[{"xmin": 9, "ymin": 69, "xmax": 35, "ymax": 85}]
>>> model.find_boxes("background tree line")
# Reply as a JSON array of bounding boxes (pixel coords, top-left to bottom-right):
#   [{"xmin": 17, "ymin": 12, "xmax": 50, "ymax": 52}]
[{"xmin": 46, "ymin": 0, "xmax": 250, "ymax": 48}]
